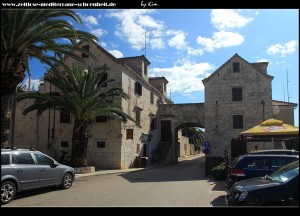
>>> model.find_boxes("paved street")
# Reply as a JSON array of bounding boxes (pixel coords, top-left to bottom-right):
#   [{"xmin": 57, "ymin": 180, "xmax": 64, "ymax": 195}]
[{"xmin": 3, "ymin": 155, "xmax": 227, "ymax": 207}]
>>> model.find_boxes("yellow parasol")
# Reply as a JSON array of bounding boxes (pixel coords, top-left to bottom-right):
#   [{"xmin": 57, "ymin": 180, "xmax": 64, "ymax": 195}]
[{"xmin": 240, "ymin": 118, "xmax": 299, "ymax": 138}]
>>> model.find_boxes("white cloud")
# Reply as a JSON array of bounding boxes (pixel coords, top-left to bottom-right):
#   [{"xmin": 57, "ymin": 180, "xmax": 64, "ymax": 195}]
[
  {"xmin": 78, "ymin": 13, "xmax": 99, "ymax": 25},
  {"xmin": 23, "ymin": 78, "xmax": 41, "ymax": 91},
  {"xmin": 257, "ymin": 59, "xmax": 271, "ymax": 65},
  {"xmin": 149, "ymin": 60, "xmax": 214, "ymax": 94},
  {"xmin": 149, "ymin": 38, "xmax": 165, "ymax": 49},
  {"xmin": 90, "ymin": 29, "xmax": 107, "ymax": 37},
  {"xmin": 137, "ymin": 15, "xmax": 164, "ymax": 29},
  {"xmin": 168, "ymin": 32, "xmax": 187, "ymax": 50},
  {"xmin": 267, "ymin": 40, "xmax": 298, "ymax": 56},
  {"xmin": 151, "ymin": 55, "xmax": 167, "ymax": 63},
  {"xmin": 108, "ymin": 50, "xmax": 124, "ymax": 58},
  {"xmin": 107, "ymin": 10, "xmax": 164, "ymax": 50},
  {"xmin": 211, "ymin": 9, "xmax": 253, "ymax": 30},
  {"xmin": 197, "ymin": 31, "xmax": 244, "ymax": 52},
  {"xmin": 187, "ymin": 47, "xmax": 204, "ymax": 56},
  {"xmin": 166, "ymin": 29, "xmax": 182, "ymax": 36}
]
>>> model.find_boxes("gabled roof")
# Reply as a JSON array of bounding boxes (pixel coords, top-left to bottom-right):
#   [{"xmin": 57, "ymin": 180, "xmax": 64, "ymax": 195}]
[
  {"xmin": 202, "ymin": 53, "xmax": 274, "ymax": 84},
  {"xmin": 119, "ymin": 55, "xmax": 151, "ymax": 65},
  {"xmin": 272, "ymin": 100, "xmax": 298, "ymax": 107}
]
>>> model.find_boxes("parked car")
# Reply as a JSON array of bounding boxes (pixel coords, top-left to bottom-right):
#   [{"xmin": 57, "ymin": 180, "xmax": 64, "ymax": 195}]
[
  {"xmin": 225, "ymin": 154, "xmax": 298, "ymax": 188},
  {"xmin": 225, "ymin": 160, "xmax": 299, "ymax": 206},
  {"xmin": 248, "ymin": 149, "xmax": 299, "ymax": 155},
  {"xmin": 1, "ymin": 147, "xmax": 75, "ymax": 204}
]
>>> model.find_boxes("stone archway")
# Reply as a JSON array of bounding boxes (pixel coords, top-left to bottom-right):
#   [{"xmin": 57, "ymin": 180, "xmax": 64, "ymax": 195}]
[
  {"xmin": 159, "ymin": 103, "xmax": 205, "ymax": 165},
  {"xmin": 175, "ymin": 122, "xmax": 205, "ymax": 159}
]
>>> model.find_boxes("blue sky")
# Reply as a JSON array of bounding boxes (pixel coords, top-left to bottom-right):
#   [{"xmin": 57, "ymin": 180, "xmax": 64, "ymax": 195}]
[{"xmin": 24, "ymin": 9, "xmax": 299, "ymax": 126}]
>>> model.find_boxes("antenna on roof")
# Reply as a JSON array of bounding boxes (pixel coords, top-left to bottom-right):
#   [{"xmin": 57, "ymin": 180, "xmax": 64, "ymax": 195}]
[
  {"xmin": 141, "ymin": 29, "xmax": 152, "ymax": 57},
  {"xmin": 286, "ymin": 65, "xmax": 291, "ymax": 102}
]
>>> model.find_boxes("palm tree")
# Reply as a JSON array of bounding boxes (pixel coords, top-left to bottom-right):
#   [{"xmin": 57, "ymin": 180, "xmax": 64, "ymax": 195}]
[
  {"xmin": 1, "ymin": 9, "xmax": 98, "ymax": 148},
  {"xmin": 17, "ymin": 66, "xmax": 134, "ymax": 167}
]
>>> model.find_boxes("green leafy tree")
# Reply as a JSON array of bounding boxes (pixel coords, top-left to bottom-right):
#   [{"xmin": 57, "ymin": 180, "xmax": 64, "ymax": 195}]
[
  {"xmin": 1, "ymin": 9, "xmax": 98, "ymax": 148},
  {"xmin": 182, "ymin": 127, "xmax": 205, "ymax": 150},
  {"xmin": 17, "ymin": 66, "xmax": 134, "ymax": 167}
]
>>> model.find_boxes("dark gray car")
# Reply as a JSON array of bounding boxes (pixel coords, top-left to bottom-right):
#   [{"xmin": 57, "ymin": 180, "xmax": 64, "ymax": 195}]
[{"xmin": 1, "ymin": 148, "xmax": 75, "ymax": 204}]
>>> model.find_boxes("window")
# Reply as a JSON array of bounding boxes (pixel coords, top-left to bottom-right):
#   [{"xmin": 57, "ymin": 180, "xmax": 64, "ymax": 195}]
[
  {"xmin": 134, "ymin": 82, "xmax": 143, "ymax": 96},
  {"xmin": 150, "ymin": 92, "xmax": 154, "ymax": 104},
  {"xmin": 232, "ymin": 62, "xmax": 240, "ymax": 73},
  {"xmin": 144, "ymin": 63, "xmax": 147, "ymax": 76},
  {"xmin": 34, "ymin": 153, "xmax": 54, "ymax": 165},
  {"xmin": 247, "ymin": 159, "xmax": 266, "ymax": 169},
  {"xmin": 1, "ymin": 154, "xmax": 9, "ymax": 165},
  {"xmin": 60, "ymin": 110, "xmax": 70, "ymax": 123},
  {"xmin": 97, "ymin": 141, "xmax": 105, "ymax": 148},
  {"xmin": 13, "ymin": 153, "xmax": 35, "ymax": 164},
  {"xmin": 96, "ymin": 116, "xmax": 108, "ymax": 123},
  {"xmin": 232, "ymin": 87, "xmax": 243, "ymax": 101},
  {"xmin": 81, "ymin": 45, "xmax": 89, "ymax": 58},
  {"xmin": 61, "ymin": 141, "xmax": 69, "ymax": 148},
  {"xmin": 135, "ymin": 111, "xmax": 141, "ymax": 126},
  {"xmin": 126, "ymin": 129, "xmax": 133, "ymax": 140},
  {"xmin": 151, "ymin": 118, "xmax": 157, "ymax": 130},
  {"xmin": 233, "ymin": 115, "xmax": 244, "ymax": 129},
  {"xmin": 98, "ymin": 73, "xmax": 108, "ymax": 88}
]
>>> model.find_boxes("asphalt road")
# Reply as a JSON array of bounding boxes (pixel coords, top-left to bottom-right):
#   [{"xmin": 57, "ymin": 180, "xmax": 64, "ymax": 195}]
[{"xmin": 3, "ymin": 155, "xmax": 227, "ymax": 207}]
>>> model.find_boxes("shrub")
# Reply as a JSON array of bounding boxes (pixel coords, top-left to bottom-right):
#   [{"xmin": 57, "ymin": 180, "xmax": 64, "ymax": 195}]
[{"xmin": 212, "ymin": 161, "xmax": 227, "ymax": 180}]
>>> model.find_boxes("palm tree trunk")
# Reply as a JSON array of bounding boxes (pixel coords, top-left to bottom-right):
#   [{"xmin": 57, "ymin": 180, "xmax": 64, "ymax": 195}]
[
  {"xmin": 1, "ymin": 94, "xmax": 13, "ymax": 148},
  {"xmin": 71, "ymin": 120, "xmax": 88, "ymax": 167},
  {"xmin": 1, "ymin": 55, "xmax": 26, "ymax": 149}
]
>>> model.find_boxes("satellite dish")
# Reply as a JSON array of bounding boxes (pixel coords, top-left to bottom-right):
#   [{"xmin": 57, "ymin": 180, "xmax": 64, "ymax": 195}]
[{"xmin": 273, "ymin": 105, "xmax": 280, "ymax": 116}]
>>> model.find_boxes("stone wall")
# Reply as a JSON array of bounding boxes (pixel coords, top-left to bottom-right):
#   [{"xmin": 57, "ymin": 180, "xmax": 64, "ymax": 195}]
[{"xmin": 203, "ymin": 55, "xmax": 273, "ymax": 157}]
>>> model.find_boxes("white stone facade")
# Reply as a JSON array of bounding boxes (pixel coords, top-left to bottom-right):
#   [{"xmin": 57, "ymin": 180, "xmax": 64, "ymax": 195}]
[{"xmin": 14, "ymin": 41, "xmax": 172, "ymax": 169}]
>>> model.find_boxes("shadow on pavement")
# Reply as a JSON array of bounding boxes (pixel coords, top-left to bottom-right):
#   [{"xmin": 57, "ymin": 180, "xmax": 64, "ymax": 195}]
[
  {"xmin": 119, "ymin": 156, "xmax": 225, "ymax": 185},
  {"xmin": 208, "ymin": 180, "xmax": 227, "ymax": 191},
  {"xmin": 210, "ymin": 195, "xmax": 226, "ymax": 206}
]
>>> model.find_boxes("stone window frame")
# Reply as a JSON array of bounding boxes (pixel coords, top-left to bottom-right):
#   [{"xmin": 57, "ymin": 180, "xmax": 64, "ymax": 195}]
[
  {"xmin": 126, "ymin": 129, "xmax": 133, "ymax": 140},
  {"xmin": 96, "ymin": 140, "xmax": 106, "ymax": 148},
  {"xmin": 232, "ymin": 87, "xmax": 243, "ymax": 102},
  {"xmin": 60, "ymin": 109, "xmax": 71, "ymax": 124},
  {"xmin": 232, "ymin": 114, "xmax": 244, "ymax": 129},
  {"xmin": 150, "ymin": 92, "xmax": 154, "ymax": 104},
  {"xmin": 81, "ymin": 45, "xmax": 90, "ymax": 58},
  {"xmin": 95, "ymin": 116, "xmax": 108, "ymax": 123},
  {"xmin": 134, "ymin": 82, "xmax": 143, "ymax": 96},
  {"xmin": 232, "ymin": 62, "xmax": 240, "ymax": 73}
]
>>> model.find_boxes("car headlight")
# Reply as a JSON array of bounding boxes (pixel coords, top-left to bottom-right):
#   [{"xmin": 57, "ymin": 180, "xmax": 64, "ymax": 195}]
[{"xmin": 239, "ymin": 191, "xmax": 248, "ymax": 201}]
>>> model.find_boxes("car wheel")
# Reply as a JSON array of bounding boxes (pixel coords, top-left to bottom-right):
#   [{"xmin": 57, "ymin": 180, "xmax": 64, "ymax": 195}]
[
  {"xmin": 1, "ymin": 181, "xmax": 16, "ymax": 205},
  {"xmin": 60, "ymin": 173, "xmax": 73, "ymax": 189}
]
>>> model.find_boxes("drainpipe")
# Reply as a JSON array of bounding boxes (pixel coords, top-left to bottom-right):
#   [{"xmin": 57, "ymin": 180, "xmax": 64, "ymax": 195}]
[{"xmin": 261, "ymin": 100, "xmax": 265, "ymax": 121}]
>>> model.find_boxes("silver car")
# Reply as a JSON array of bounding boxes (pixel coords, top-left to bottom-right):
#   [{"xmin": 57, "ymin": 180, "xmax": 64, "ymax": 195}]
[{"xmin": 1, "ymin": 148, "xmax": 75, "ymax": 204}]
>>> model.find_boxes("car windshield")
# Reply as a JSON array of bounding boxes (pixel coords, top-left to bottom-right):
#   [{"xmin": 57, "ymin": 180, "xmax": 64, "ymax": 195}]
[{"xmin": 268, "ymin": 160, "xmax": 299, "ymax": 183}]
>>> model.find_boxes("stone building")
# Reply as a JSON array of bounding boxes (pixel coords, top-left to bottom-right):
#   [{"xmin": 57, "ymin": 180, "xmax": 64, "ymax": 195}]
[
  {"xmin": 202, "ymin": 53, "xmax": 274, "ymax": 157},
  {"xmin": 14, "ymin": 41, "xmax": 176, "ymax": 169},
  {"xmin": 13, "ymin": 50, "xmax": 297, "ymax": 168}
]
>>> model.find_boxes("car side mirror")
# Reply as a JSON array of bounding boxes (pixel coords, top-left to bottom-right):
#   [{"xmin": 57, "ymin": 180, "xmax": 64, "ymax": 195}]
[{"xmin": 51, "ymin": 161, "xmax": 59, "ymax": 167}]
